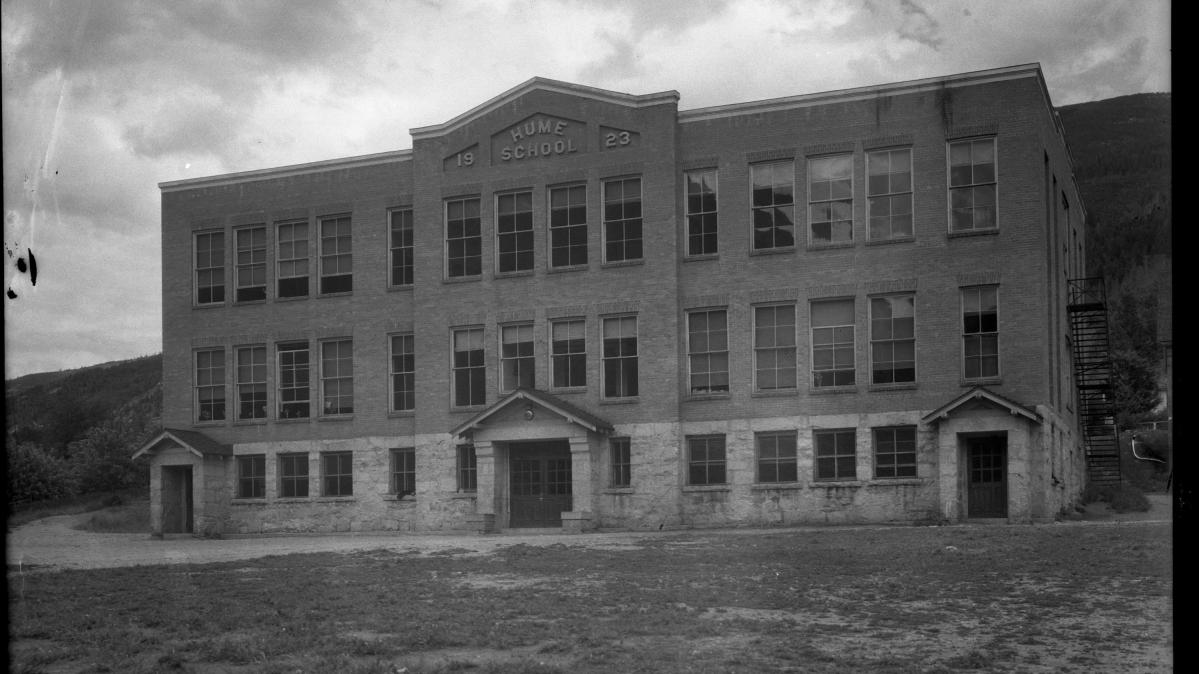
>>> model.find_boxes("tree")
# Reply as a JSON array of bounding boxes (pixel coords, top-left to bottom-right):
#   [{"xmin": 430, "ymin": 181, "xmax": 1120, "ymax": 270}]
[{"xmin": 1107, "ymin": 281, "xmax": 1162, "ymax": 428}]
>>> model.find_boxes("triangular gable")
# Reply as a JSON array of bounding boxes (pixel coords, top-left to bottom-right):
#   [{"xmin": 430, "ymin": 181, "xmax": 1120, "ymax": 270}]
[
  {"xmin": 411, "ymin": 77, "xmax": 679, "ymax": 140},
  {"xmin": 920, "ymin": 387, "xmax": 1040, "ymax": 425},
  {"xmin": 451, "ymin": 388, "xmax": 614, "ymax": 439},
  {"xmin": 132, "ymin": 428, "xmax": 232, "ymax": 460}
]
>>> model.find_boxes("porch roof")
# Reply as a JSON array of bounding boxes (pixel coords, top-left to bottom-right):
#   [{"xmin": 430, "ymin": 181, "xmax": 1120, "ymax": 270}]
[
  {"xmin": 450, "ymin": 388, "xmax": 614, "ymax": 439},
  {"xmin": 920, "ymin": 387, "xmax": 1041, "ymax": 425},
  {"xmin": 131, "ymin": 428, "xmax": 233, "ymax": 460}
]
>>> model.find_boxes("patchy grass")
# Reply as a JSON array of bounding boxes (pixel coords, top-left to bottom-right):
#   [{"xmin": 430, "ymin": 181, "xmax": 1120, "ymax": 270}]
[
  {"xmin": 7, "ymin": 488, "xmax": 148, "ymax": 529},
  {"xmin": 72, "ymin": 501, "xmax": 152, "ymax": 533},
  {"xmin": 8, "ymin": 524, "xmax": 1171, "ymax": 673}
]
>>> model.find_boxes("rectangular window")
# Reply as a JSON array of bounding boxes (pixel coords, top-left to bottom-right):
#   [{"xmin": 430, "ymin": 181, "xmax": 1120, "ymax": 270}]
[
  {"xmin": 235, "ymin": 227, "xmax": 266, "ymax": 301},
  {"xmin": 870, "ymin": 295, "xmax": 915, "ymax": 384},
  {"xmin": 390, "ymin": 334, "xmax": 415, "ymax": 412},
  {"xmin": 610, "ymin": 437, "xmax": 631, "ymax": 488},
  {"xmin": 497, "ymin": 192, "xmax": 534, "ymax": 273},
  {"xmin": 500, "ymin": 323, "xmax": 534, "ymax": 391},
  {"xmin": 195, "ymin": 348, "xmax": 225, "ymax": 422},
  {"xmin": 276, "ymin": 221, "xmax": 309, "ymax": 298},
  {"xmin": 390, "ymin": 447, "xmax": 415, "ymax": 497},
  {"xmin": 319, "ymin": 215, "xmax": 352, "ymax": 293},
  {"xmin": 949, "ymin": 138, "xmax": 997, "ymax": 231},
  {"xmin": 452, "ymin": 327, "xmax": 486, "ymax": 407},
  {"xmin": 602, "ymin": 177, "xmax": 642, "ymax": 262},
  {"xmin": 815, "ymin": 429, "xmax": 856, "ymax": 481},
  {"xmin": 389, "ymin": 209, "xmax": 414, "ymax": 287},
  {"xmin": 962, "ymin": 286, "xmax": 999, "ymax": 379},
  {"xmin": 756, "ymin": 431, "xmax": 798, "ymax": 483},
  {"xmin": 321, "ymin": 451, "xmax": 353, "ymax": 497},
  {"xmin": 874, "ymin": 427, "xmax": 917, "ymax": 478},
  {"xmin": 549, "ymin": 185, "xmax": 587, "ymax": 267},
  {"xmin": 811, "ymin": 299, "xmax": 855, "ymax": 388},
  {"xmin": 320, "ymin": 339, "xmax": 353, "ymax": 415},
  {"xmin": 808, "ymin": 154, "xmax": 853, "ymax": 244},
  {"xmin": 446, "ymin": 197, "xmax": 482, "ymax": 278},
  {"xmin": 235, "ymin": 345, "xmax": 267, "ymax": 420},
  {"xmin": 457, "ymin": 444, "xmax": 477, "ymax": 492},
  {"xmin": 195, "ymin": 231, "xmax": 225, "ymax": 304},
  {"xmin": 551, "ymin": 319, "xmax": 586, "ymax": 388},
  {"xmin": 277, "ymin": 342, "xmax": 310, "ymax": 419},
  {"xmin": 867, "ymin": 148, "xmax": 913, "ymax": 239},
  {"xmin": 687, "ymin": 435, "xmax": 726, "ymax": 485},
  {"xmin": 687, "ymin": 309, "xmax": 729, "ymax": 394},
  {"xmin": 685, "ymin": 169, "xmax": 718, "ymax": 256},
  {"xmin": 754, "ymin": 304, "xmax": 797, "ymax": 391},
  {"xmin": 750, "ymin": 161, "xmax": 795, "ymax": 250},
  {"xmin": 602, "ymin": 316, "xmax": 638, "ymax": 398},
  {"xmin": 236, "ymin": 455, "xmax": 265, "ymax": 499},
  {"xmin": 278, "ymin": 453, "xmax": 309, "ymax": 498}
]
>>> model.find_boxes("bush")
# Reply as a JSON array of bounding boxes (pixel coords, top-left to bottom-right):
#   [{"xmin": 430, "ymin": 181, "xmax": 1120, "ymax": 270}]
[
  {"xmin": 1081, "ymin": 483, "xmax": 1151, "ymax": 513},
  {"xmin": 7, "ymin": 442, "xmax": 79, "ymax": 505}
]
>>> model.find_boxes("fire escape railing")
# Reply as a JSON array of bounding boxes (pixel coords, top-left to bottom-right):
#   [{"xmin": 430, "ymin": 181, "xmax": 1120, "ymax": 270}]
[{"xmin": 1067, "ymin": 277, "xmax": 1121, "ymax": 487}]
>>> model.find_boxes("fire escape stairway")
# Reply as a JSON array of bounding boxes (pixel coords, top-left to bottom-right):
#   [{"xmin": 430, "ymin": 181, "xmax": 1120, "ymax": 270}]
[{"xmin": 1067, "ymin": 278, "xmax": 1120, "ymax": 487}]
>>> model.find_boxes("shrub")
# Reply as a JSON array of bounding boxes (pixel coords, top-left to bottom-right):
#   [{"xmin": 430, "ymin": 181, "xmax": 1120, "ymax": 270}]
[
  {"xmin": 7, "ymin": 442, "xmax": 79, "ymax": 505},
  {"xmin": 1109, "ymin": 485, "xmax": 1152, "ymax": 513}
]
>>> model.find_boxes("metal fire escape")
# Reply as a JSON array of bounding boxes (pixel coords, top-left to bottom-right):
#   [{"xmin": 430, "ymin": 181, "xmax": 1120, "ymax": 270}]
[{"xmin": 1067, "ymin": 278, "xmax": 1121, "ymax": 486}]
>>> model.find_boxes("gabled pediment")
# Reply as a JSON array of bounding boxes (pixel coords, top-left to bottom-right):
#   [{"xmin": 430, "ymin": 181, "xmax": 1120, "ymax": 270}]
[
  {"xmin": 411, "ymin": 77, "xmax": 679, "ymax": 140},
  {"xmin": 132, "ymin": 428, "xmax": 232, "ymax": 460},
  {"xmin": 920, "ymin": 387, "xmax": 1041, "ymax": 425},
  {"xmin": 450, "ymin": 388, "xmax": 614, "ymax": 440}
]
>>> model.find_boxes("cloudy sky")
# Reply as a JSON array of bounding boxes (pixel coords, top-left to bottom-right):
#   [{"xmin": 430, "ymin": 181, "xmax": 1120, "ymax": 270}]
[{"xmin": 2, "ymin": 0, "xmax": 1170, "ymax": 379}]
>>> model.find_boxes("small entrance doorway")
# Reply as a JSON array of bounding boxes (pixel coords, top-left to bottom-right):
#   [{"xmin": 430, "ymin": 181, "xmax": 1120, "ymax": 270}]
[
  {"xmin": 161, "ymin": 465, "xmax": 194, "ymax": 534},
  {"xmin": 509, "ymin": 441, "xmax": 572, "ymax": 527},
  {"xmin": 966, "ymin": 436, "xmax": 1007, "ymax": 518}
]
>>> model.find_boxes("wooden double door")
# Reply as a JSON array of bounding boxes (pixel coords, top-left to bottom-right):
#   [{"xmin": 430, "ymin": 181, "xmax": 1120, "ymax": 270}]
[
  {"xmin": 966, "ymin": 436, "xmax": 1008, "ymax": 518},
  {"xmin": 509, "ymin": 442, "xmax": 572, "ymax": 528}
]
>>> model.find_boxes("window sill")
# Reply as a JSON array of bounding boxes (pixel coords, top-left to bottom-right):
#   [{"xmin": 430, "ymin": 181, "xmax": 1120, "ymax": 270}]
[
  {"xmin": 316, "ymin": 291, "xmax": 353, "ymax": 299},
  {"xmin": 682, "ymin": 484, "xmax": 730, "ymax": 493},
  {"xmin": 382, "ymin": 495, "xmax": 417, "ymax": 502},
  {"xmin": 548, "ymin": 387, "xmax": 587, "ymax": 395},
  {"xmin": 683, "ymin": 253, "xmax": 719, "ymax": 263},
  {"xmin": 276, "ymin": 417, "xmax": 313, "ymax": 424},
  {"xmin": 495, "ymin": 269, "xmax": 535, "ymax": 280},
  {"xmin": 751, "ymin": 389, "xmax": 799, "ymax": 398},
  {"xmin": 387, "ymin": 285, "xmax": 414, "ymax": 293},
  {"xmin": 947, "ymin": 229, "xmax": 999, "ymax": 239},
  {"xmin": 449, "ymin": 491, "xmax": 477, "ymax": 499},
  {"xmin": 600, "ymin": 397, "xmax": 639, "ymax": 405},
  {"xmin": 865, "ymin": 236, "xmax": 916, "ymax": 247},
  {"xmin": 274, "ymin": 294, "xmax": 310, "ymax": 303},
  {"xmin": 812, "ymin": 480, "xmax": 863, "ymax": 487},
  {"xmin": 233, "ymin": 298, "xmax": 268, "ymax": 306},
  {"xmin": 751, "ymin": 482, "xmax": 805, "ymax": 491},
  {"xmin": 192, "ymin": 420, "xmax": 226, "ymax": 428},
  {"xmin": 232, "ymin": 419, "xmax": 269, "ymax": 426},
  {"xmin": 810, "ymin": 386, "xmax": 858, "ymax": 395},
  {"xmin": 318, "ymin": 415, "xmax": 355, "ymax": 422},
  {"xmin": 867, "ymin": 478, "xmax": 923, "ymax": 486},
  {"xmin": 275, "ymin": 497, "xmax": 313, "ymax": 503},
  {"xmin": 443, "ymin": 275, "xmax": 482, "ymax": 284},
  {"xmin": 548, "ymin": 264, "xmax": 589, "ymax": 274},
  {"xmin": 451, "ymin": 405, "xmax": 487, "ymax": 414},
  {"xmin": 748, "ymin": 247, "xmax": 795, "ymax": 257},
  {"xmin": 387, "ymin": 411, "xmax": 416, "ymax": 418},
  {"xmin": 806, "ymin": 241, "xmax": 854, "ymax": 251},
  {"xmin": 685, "ymin": 392, "xmax": 730, "ymax": 402},
  {"xmin": 231, "ymin": 499, "xmax": 267, "ymax": 505},
  {"xmin": 961, "ymin": 377, "xmax": 1002, "ymax": 387},
  {"xmin": 193, "ymin": 302, "xmax": 227, "ymax": 309},
  {"xmin": 868, "ymin": 383, "xmax": 918, "ymax": 392},
  {"xmin": 602, "ymin": 487, "xmax": 634, "ymax": 495},
  {"xmin": 314, "ymin": 497, "xmax": 357, "ymax": 503},
  {"xmin": 601, "ymin": 259, "xmax": 645, "ymax": 269}
]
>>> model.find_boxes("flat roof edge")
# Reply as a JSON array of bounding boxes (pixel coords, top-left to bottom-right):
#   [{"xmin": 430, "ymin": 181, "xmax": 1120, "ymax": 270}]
[{"xmin": 159, "ymin": 149, "xmax": 413, "ymax": 191}]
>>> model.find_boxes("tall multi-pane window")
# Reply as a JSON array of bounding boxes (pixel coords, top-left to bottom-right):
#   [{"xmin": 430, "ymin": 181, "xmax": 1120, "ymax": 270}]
[
  {"xmin": 500, "ymin": 323, "xmax": 534, "ymax": 391},
  {"xmin": 389, "ymin": 209, "xmax": 414, "ymax": 287},
  {"xmin": 685, "ymin": 169, "xmax": 718, "ymax": 256},
  {"xmin": 235, "ymin": 345, "xmax": 267, "ymax": 420},
  {"xmin": 754, "ymin": 304, "xmax": 797, "ymax": 391},
  {"xmin": 195, "ymin": 231, "xmax": 225, "ymax": 305},
  {"xmin": 962, "ymin": 286, "xmax": 999, "ymax": 379},
  {"xmin": 814, "ymin": 429, "xmax": 856, "ymax": 481},
  {"xmin": 452, "ymin": 327, "xmax": 486, "ymax": 407},
  {"xmin": 457, "ymin": 444, "xmax": 477, "ymax": 491},
  {"xmin": 750, "ymin": 161, "xmax": 795, "ymax": 250},
  {"xmin": 687, "ymin": 435, "xmax": 726, "ymax": 485},
  {"xmin": 321, "ymin": 451, "xmax": 353, "ymax": 497},
  {"xmin": 610, "ymin": 437, "xmax": 631, "ymax": 488},
  {"xmin": 320, "ymin": 339, "xmax": 353, "ymax": 415},
  {"xmin": 195, "ymin": 348, "xmax": 225, "ymax": 422},
  {"xmin": 277, "ymin": 342, "xmax": 310, "ymax": 419},
  {"xmin": 551, "ymin": 319, "xmax": 586, "ymax": 388},
  {"xmin": 870, "ymin": 295, "xmax": 916, "ymax": 384},
  {"xmin": 319, "ymin": 215, "xmax": 352, "ymax": 293},
  {"xmin": 949, "ymin": 138, "xmax": 997, "ymax": 231},
  {"xmin": 236, "ymin": 455, "xmax": 265, "ymax": 499},
  {"xmin": 278, "ymin": 453, "xmax": 309, "ymax": 497},
  {"xmin": 687, "ymin": 309, "xmax": 729, "ymax": 394},
  {"xmin": 390, "ymin": 447, "xmax": 416, "ymax": 497},
  {"xmin": 811, "ymin": 299, "xmax": 855, "ymax": 388},
  {"xmin": 808, "ymin": 154, "xmax": 853, "ymax": 244},
  {"xmin": 276, "ymin": 221, "xmax": 309, "ymax": 298},
  {"xmin": 446, "ymin": 198, "xmax": 482, "ymax": 278},
  {"xmin": 867, "ymin": 148, "xmax": 913, "ymax": 239},
  {"xmin": 874, "ymin": 427, "xmax": 917, "ymax": 479},
  {"xmin": 390, "ymin": 334, "xmax": 415, "ymax": 412},
  {"xmin": 235, "ymin": 227, "xmax": 266, "ymax": 301},
  {"xmin": 603, "ymin": 177, "xmax": 642, "ymax": 262},
  {"xmin": 602, "ymin": 316, "xmax": 638, "ymax": 398},
  {"xmin": 549, "ymin": 185, "xmax": 587, "ymax": 268},
  {"xmin": 497, "ymin": 192, "xmax": 534, "ymax": 273},
  {"xmin": 756, "ymin": 431, "xmax": 798, "ymax": 483}
]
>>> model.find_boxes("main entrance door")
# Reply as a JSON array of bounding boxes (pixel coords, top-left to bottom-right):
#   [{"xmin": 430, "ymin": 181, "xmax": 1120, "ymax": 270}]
[
  {"xmin": 509, "ymin": 441, "xmax": 572, "ymax": 527},
  {"xmin": 966, "ymin": 436, "xmax": 1007, "ymax": 518}
]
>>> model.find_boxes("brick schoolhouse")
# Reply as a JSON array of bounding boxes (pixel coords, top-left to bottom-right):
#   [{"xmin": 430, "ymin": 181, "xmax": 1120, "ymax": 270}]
[{"xmin": 136, "ymin": 63, "xmax": 1097, "ymax": 536}]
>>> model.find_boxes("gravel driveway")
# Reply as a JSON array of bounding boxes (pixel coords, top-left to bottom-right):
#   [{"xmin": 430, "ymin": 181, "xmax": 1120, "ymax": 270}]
[{"xmin": 7, "ymin": 493, "xmax": 1171, "ymax": 572}]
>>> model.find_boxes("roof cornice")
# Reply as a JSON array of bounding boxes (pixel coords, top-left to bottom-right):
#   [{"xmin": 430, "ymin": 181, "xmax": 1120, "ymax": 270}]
[{"xmin": 159, "ymin": 149, "xmax": 413, "ymax": 192}]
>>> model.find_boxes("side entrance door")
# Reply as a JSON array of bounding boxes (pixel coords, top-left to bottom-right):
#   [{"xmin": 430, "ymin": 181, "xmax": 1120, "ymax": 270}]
[
  {"xmin": 161, "ymin": 465, "xmax": 194, "ymax": 534},
  {"xmin": 509, "ymin": 442, "xmax": 572, "ymax": 527},
  {"xmin": 967, "ymin": 436, "xmax": 1007, "ymax": 518}
]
